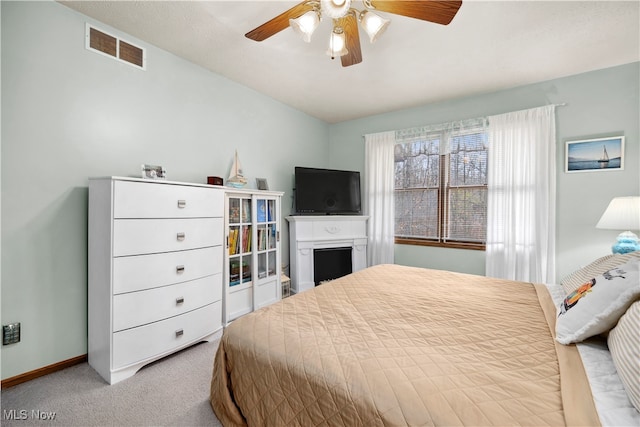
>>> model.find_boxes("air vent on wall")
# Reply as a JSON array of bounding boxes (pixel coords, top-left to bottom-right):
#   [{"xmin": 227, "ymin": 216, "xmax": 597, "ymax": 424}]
[{"xmin": 85, "ymin": 24, "xmax": 145, "ymax": 70}]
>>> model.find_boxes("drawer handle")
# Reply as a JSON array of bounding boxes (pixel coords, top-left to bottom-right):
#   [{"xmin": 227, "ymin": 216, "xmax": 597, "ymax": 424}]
[
  {"xmin": 176, "ymin": 232, "xmax": 186, "ymax": 241},
  {"xmin": 177, "ymin": 200, "xmax": 187, "ymax": 209},
  {"xmin": 176, "ymin": 296, "xmax": 184, "ymax": 305},
  {"xmin": 176, "ymin": 265, "xmax": 185, "ymax": 274},
  {"xmin": 175, "ymin": 329, "xmax": 184, "ymax": 338}
]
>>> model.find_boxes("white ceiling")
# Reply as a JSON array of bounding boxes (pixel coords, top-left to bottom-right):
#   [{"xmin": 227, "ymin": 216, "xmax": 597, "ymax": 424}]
[{"xmin": 59, "ymin": 1, "xmax": 639, "ymax": 124}]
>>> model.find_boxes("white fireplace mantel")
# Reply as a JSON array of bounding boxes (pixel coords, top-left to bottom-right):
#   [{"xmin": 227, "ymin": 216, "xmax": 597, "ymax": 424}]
[{"xmin": 286, "ymin": 215, "xmax": 368, "ymax": 294}]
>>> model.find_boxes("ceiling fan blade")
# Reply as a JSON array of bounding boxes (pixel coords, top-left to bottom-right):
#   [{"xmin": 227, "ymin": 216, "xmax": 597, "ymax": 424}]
[
  {"xmin": 340, "ymin": 14, "xmax": 362, "ymax": 67},
  {"xmin": 245, "ymin": 2, "xmax": 314, "ymax": 41},
  {"xmin": 370, "ymin": 0, "xmax": 462, "ymax": 25}
]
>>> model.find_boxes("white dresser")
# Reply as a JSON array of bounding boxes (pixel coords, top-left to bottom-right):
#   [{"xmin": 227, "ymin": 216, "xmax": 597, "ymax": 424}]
[{"xmin": 88, "ymin": 177, "xmax": 225, "ymax": 384}]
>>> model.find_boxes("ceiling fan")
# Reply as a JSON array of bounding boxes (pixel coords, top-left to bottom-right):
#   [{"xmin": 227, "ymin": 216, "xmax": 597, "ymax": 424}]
[{"xmin": 245, "ymin": 0, "xmax": 463, "ymax": 67}]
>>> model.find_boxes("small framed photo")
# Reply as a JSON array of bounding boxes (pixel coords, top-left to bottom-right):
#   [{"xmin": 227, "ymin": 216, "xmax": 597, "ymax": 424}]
[
  {"xmin": 256, "ymin": 178, "xmax": 269, "ymax": 190},
  {"xmin": 141, "ymin": 164, "xmax": 166, "ymax": 180},
  {"xmin": 565, "ymin": 136, "xmax": 624, "ymax": 173}
]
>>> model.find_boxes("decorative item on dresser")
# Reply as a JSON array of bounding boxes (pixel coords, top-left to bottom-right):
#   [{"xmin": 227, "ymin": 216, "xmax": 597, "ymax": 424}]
[
  {"xmin": 88, "ymin": 177, "xmax": 225, "ymax": 384},
  {"xmin": 255, "ymin": 177, "xmax": 269, "ymax": 190},
  {"xmin": 207, "ymin": 176, "xmax": 224, "ymax": 186},
  {"xmin": 141, "ymin": 164, "xmax": 166, "ymax": 179},
  {"xmin": 227, "ymin": 150, "xmax": 248, "ymax": 188},
  {"xmin": 223, "ymin": 189, "xmax": 283, "ymax": 324},
  {"xmin": 596, "ymin": 196, "xmax": 640, "ymax": 254}
]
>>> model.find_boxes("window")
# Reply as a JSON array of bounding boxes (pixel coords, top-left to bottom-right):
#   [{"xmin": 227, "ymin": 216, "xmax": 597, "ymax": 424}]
[{"xmin": 394, "ymin": 123, "xmax": 488, "ymax": 249}]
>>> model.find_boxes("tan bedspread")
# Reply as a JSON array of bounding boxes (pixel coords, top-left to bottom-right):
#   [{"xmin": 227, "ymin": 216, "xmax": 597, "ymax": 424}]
[{"xmin": 210, "ymin": 264, "xmax": 600, "ymax": 426}]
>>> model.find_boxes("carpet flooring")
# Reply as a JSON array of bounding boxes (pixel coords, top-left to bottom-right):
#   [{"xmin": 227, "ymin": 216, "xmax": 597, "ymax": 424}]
[{"xmin": 1, "ymin": 340, "xmax": 223, "ymax": 426}]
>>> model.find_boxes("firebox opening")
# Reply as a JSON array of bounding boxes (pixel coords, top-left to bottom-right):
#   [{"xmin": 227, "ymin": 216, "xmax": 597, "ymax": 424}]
[{"xmin": 313, "ymin": 247, "xmax": 352, "ymax": 285}]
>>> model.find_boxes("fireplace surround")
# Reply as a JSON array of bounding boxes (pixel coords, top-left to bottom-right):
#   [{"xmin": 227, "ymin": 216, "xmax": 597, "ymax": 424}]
[{"xmin": 286, "ymin": 216, "xmax": 368, "ymax": 294}]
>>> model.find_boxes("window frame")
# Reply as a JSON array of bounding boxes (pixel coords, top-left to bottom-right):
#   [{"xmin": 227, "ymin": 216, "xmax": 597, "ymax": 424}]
[{"xmin": 394, "ymin": 128, "xmax": 487, "ymax": 251}]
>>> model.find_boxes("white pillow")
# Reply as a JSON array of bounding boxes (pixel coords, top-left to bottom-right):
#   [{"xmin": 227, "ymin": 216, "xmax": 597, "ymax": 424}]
[
  {"xmin": 556, "ymin": 259, "xmax": 640, "ymax": 345},
  {"xmin": 608, "ymin": 301, "xmax": 640, "ymax": 413},
  {"xmin": 561, "ymin": 251, "xmax": 640, "ymax": 295}
]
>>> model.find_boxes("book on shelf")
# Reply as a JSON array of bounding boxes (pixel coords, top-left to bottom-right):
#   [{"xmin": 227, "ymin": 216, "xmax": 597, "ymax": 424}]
[
  {"xmin": 231, "ymin": 277, "xmax": 252, "ymax": 287},
  {"xmin": 234, "ymin": 229, "xmax": 238, "ymax": 254},
  {"xmin": 268, "ymin": 225, "xmax": 276, "ymax": 249},
  {"xmin": 228, "ymin": 228, "xmax": 237, "ymax": 255},
  {"xmin": 229, "ymin": 260, "xmax": 251, "ymax": 286},
  {"xmin": 229, "ymin": 206, "xmax": 240, "ymax": 223},
  {"xmin": 241, "ymin": 225, "xmax": 249, "ymax": 253},
  {"xmin": 257, "ymin": 199, "xmax": 267, "ymax": 222},
  {"xmin": 247, "ymin": 226, "xmax": 252, "ymax": 252},
  {"xmin": 229, "ymin": 273, "xmax": 240, "ymax": 286},
  {"xmin": 241, "ymin": 226, "xmax": 246, "ymax": 253},
  {"xmin": 242, "ymin": 199, "xmax": 251, "ymax": 222},
  {"xmin": 263, "ymin": 228, "xmax": 268, "ymax": 251},
  {"xmin": 256, "ymin": 228, "xmax": 265, "ymax": 251}
]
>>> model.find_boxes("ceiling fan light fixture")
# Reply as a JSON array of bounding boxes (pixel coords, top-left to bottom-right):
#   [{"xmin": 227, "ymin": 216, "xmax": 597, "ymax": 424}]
[
  {"xmin": 321, "ymin": 0, "xmax": 352, "ymax": 19},
  {"xmin": 326, "ymin": 26, "xmax": 348, "ymax": 59},
  {"xmin": 245, "ymin": 0, "xmax": 463, "ymax": 67},
  {"xmin": 360, "ymin": 10, "xmax": 390, "ymax": 43},
  {"xmin": 289, "ymin": 10, "xmax": 321, "ymax": 43}
]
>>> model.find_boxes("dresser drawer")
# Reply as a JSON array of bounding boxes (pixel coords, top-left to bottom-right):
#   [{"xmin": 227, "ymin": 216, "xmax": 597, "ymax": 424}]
[
  {"xmin": 113, "ymin": 218, "xmax": 222, "ymax": 256},
  {"xmin": 112, "ymin": 301, "xmax": 221, "ymax": 369},
  {"xmin": 113, "ymin": 274, "xmax": 222, "ymax": 332},
  {"xmin": 113, "ymin": 246, "xmax": 222, "ymax": 294},
  {"xmin": 113, "ymin": 180, "xmax": 223, "ymax": 219}
]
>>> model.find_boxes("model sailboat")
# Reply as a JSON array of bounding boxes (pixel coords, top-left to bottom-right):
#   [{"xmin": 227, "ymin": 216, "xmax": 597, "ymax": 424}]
[{"xmin": 227, "ymin": 150, "xmax": 248, "ymax": 188}]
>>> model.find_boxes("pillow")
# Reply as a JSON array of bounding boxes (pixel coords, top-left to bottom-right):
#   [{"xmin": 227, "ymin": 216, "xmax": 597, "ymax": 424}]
[
  {"xmin": 608, "ymin": 301, "xmax": 640, "ymax": 412},
  {"xmin": 561, "ymin": 251, "xmax": 640, "ymax": 295},
  {"xmin": 556, "ymin": 258, "xmax": 640, "ymax": 344}
]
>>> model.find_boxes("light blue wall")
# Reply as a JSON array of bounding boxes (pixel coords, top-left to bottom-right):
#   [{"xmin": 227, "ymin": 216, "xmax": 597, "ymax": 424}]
[
  {"xmin": 2, "ymin": 0, "xmax": 639, "ymax": 381},
  {"xmin": 1, "ymin": 1, "xmax": 329, "ymax": 380},
  {"xmin": 328, "ymin": 63, "xmax": 640, "ymax": 280}
]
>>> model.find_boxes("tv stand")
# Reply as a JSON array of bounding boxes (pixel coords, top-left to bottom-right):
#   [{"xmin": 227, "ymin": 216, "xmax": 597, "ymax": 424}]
[{"xmin": 286, "ymin": 215, "xmax": 368, "ymax": 294}]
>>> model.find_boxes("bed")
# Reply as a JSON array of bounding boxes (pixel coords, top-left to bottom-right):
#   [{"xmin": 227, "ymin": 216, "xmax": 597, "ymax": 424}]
[{"xmin": 210, "ymin": 258, "xmax": 640, "ymax": 426}]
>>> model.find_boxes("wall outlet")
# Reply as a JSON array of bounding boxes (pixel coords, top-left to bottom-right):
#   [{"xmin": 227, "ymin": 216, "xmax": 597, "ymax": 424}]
[{"xmin": 3, "ymin": 323, "xmax": 21, "ymax": 345}]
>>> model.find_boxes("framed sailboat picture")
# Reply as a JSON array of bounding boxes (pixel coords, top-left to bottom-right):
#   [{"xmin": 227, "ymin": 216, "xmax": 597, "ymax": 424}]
[{"xmin": 565, "ymin": 136, "xmax": 625, "ymax": 173}]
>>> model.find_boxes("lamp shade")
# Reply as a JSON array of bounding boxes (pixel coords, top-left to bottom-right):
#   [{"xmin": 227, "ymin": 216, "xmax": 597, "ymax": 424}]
[
  {"xmin": 360, "ymin": 10, "xmax": 390, "ymax": 43},
  {"xmin": 326, "ymin": 27, "xmax": 348, "ymax": 58},
  {"xmin": 596, "ymin": 196, "xmax": 640, "ymax": 230},
  {"xmin": 597, "ymin": 196, "xmax": 640, "ymax": 254},
  {"xmin": 289, "ymin": 11, "xmax": 320, "ymax": 43}
]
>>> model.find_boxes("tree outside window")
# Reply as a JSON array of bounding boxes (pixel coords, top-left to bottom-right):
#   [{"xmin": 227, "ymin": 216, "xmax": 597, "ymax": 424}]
[{"xmin": 395, "ymin": 127, "xmax": 488, "ymax": 250}]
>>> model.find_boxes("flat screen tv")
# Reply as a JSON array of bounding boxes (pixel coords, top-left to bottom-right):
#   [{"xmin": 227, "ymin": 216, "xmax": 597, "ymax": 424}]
[{"xmin": 294, "ymin": 167, "xmax": 361, "ymax": 215}]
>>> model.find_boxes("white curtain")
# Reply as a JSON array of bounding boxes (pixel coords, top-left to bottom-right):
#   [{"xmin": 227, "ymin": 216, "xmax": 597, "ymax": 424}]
[
  {"xmin": 486, "ymin": 105, "xmax": 557, "ymax": 283},
  {"xmin": 364, "ymin": 131, "xmax": 396, "ymax": 266}
]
